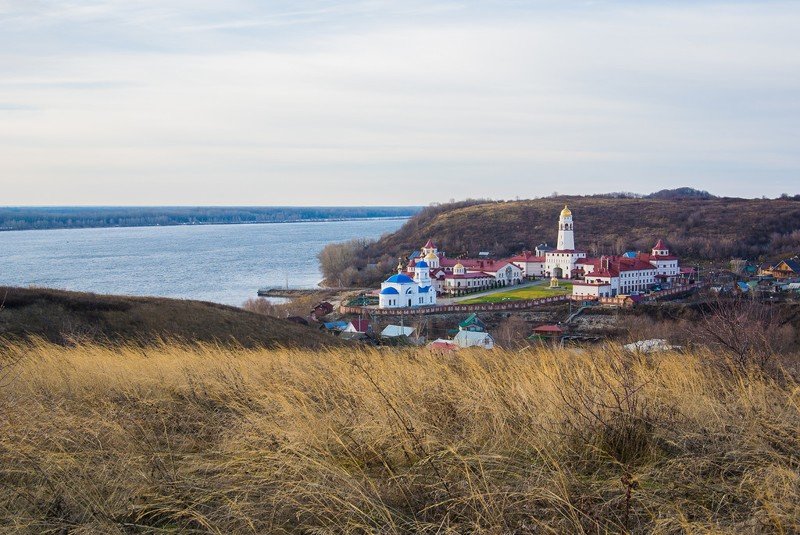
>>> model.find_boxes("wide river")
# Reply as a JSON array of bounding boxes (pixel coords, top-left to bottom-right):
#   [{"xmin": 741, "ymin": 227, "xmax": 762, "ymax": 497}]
[{"xmin": 0, "ymin": 219, "xmax": 405, "ymax": 306}]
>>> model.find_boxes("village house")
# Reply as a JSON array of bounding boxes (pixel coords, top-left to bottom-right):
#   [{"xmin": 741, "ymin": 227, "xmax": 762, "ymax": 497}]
[{"xmin": 759, "ymin": 256, "xmax": 800, "ymax": 279}]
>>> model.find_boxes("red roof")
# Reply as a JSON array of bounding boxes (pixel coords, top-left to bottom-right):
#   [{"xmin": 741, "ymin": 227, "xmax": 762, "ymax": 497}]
[
  {"xmin": 350, "ymin": 319, "xmax": 370, "ymax": 332},
  {"xmin": 509, "ymin": 251, "xmax": 545, "ymax": 263},
  {"xmin": 580, "ymin": 256, "xmax": 658, "ymax": 278},
  {"xmin": 533, "ymin": 325, "xmax": 563, "ymax": 333},
  {"xmin": 424, "ymin": 239, "xmax": 436, "ymax": 248},
  {"xmin": 653, "ymin": 239, "xmax": 666, "ymax": 250}
]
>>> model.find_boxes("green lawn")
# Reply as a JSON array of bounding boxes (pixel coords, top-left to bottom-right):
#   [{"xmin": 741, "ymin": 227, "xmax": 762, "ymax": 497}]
[{"xmin": 460, "ymin": 281, "xmax": 573, "ymax": 304}]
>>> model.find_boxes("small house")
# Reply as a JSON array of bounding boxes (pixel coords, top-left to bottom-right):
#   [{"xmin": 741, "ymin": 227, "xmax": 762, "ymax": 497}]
[
  {"xmin": 322, "ymin": 321, "xmax": 349, "ymax": 332},
  {"xmin": 529, "ymin": 324, "xmax": 563, "ymax": 342},
  {"xmin": 458, "ymin": 313, "xmax": 486, "ymax": 332},
  {"xmin": 311, "ymin": 302, "xmax": 334, "ymax": 321},
  {"xmin": 344, "ymin": 318, "xmax": 371, "ymax": 334},
  {"xmin": 381, "ymin": 325, "xmax": 415, "ymax": 338},
  {"xmin": 453, "ymin": 330, "xmax": 495, "ymax": 349}
]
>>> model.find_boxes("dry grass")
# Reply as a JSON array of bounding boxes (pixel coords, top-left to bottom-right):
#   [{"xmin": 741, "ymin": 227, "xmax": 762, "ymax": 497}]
[{"xmin": 0, "ymin": 341, "xmax": 798, "ymax": 534}]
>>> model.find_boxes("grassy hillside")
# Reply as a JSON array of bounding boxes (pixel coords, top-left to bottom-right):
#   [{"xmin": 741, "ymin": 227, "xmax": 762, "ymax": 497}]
[
  {"xmin": 0, "ymin": 287, "xmax": 337, "ymax": 348},
  {"xmin": 366, "ymin": 196, "xmax": 800, "ymax": 266},
  {"xmin": 0, "ymin": 341, "xmax": 797, "ymax": 533}
]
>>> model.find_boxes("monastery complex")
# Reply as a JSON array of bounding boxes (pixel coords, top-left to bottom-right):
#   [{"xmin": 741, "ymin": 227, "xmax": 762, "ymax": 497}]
[{"xmin": 378, "ymin": 205, "xmax": 686, "ymax": 309}]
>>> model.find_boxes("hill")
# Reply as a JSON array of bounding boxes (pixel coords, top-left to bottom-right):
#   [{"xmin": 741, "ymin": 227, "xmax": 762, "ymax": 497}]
[
  {"xmin": 0, "ymin": 341, "xmax": 796, "ymax": 532},
  {"xmin": 0, "ymin": 287, "xmax": 337, "ymax": 348},
  {"xmin": 344, "ymin": 196, "xmax": 800, "ymax": 283}
]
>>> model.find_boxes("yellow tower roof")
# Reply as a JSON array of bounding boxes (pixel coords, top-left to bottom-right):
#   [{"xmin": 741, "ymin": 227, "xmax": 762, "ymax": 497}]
[
  {"xmin": 454, "ymin": 262, "xmax": 464, "ymax": 270},
  {"xmin": 560, "ymin": 205, "xmax": 572, "ymax": 217},
  {"xmin": 425, "ymin": 251, "xmax": 438, "ymax": 260}
]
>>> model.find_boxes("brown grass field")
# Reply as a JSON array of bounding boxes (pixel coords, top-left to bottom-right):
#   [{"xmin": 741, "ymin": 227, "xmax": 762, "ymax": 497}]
[{"xmin": 0, "ymin": 341, "xmax": 798, "ymax": 534}]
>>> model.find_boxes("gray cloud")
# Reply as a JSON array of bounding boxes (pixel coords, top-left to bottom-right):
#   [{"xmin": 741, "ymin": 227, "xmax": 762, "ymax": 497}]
[{"xmin": 0, "ymin": 1, "xmax": 798, "ymax": 204}]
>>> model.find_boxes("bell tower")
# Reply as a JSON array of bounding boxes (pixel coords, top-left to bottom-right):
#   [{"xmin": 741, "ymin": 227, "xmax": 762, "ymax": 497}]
[{"xmin": 557, "ymin": 205, "xmax": 575, "ymax": 250}]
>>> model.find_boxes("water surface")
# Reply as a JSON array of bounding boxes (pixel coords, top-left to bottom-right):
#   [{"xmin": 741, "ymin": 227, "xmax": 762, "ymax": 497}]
[{"xmin": 0, "ymin": 219, "xmax": 404, "ymax": 306}]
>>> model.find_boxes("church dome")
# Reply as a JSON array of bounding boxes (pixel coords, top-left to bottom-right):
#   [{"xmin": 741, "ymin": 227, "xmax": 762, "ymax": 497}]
[
  {"xmin": 380, "ymin": 287, "xmax": 399, "ymax": 295},
  {"xmin": 454, "ymin": 262, "xmax": 464, "ymax": 270},
  {"xmin": 560, "ymin": 205, "xmax": 572, "ymax": 217},
  {"xmin": 425, "ymin": 251, "xmax": 438, "ymax": 260},
  {"xmin": 416, "ymin": 260, "xmax": 428, "ymax": 268},
  {"xmin": 385, "ymin": 273, "xmax": 414, "ymax": 284}
]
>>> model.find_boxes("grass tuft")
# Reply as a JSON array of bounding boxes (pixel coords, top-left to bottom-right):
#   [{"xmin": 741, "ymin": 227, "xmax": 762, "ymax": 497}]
[{"xmin": 0, "ymin": 341, "xmax": 797, "ymax": 533}]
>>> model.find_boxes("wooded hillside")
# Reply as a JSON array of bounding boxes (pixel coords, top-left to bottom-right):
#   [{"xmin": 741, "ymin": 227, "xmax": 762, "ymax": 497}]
[
  {"xmin": 318, "ymin": 194, "xmax": 800, "ymax": 286},
  {"xmin": 365, "ymin": 196, "xmax": 800, "ymax": 266}
]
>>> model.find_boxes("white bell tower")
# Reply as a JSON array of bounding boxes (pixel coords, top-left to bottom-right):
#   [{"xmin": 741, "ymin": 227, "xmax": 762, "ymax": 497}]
[{"xmin": 557, "ymin": 205, "xmax": 575, "ymax": 250}]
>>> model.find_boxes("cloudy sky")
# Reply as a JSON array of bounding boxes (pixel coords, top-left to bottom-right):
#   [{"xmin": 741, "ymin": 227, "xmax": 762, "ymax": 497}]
[{"xmin": 1, "ymin": 1, "xmax": 798, "ymax": 205}]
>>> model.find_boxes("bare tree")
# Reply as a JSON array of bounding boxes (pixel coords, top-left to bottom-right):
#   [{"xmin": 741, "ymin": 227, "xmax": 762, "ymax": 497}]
[{"xmin": 692, "ymin": 296, "xmax": 795, "ymax": 370}]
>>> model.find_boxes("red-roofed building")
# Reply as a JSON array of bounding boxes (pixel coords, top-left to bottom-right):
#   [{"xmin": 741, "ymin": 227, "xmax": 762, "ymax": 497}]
[{"xmin": 397, "ymin": 207, "xmax": 682, "ymax": 301}]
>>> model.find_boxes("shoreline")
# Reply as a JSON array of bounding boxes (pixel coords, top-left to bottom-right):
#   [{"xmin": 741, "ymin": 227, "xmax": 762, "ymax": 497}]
[{"xmin": 0, "ymin": 215, "xmax": 411, "ymax": 234}]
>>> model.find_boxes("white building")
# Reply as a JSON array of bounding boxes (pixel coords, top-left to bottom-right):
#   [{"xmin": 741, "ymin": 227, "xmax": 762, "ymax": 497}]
[
  {"xmin": 543, "ymin": 206, "xmax": 587, "ymax": 279},
  {"xmin": 378, "ymin": 259, "xmax": 437, "ymax": 309},
  {"xmin": 453, "ymin": 330, "xmax": 495, "ymax": 349}
]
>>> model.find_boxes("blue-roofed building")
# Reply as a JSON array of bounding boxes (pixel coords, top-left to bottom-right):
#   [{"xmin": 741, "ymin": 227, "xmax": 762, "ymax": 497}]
[{"xmin": 378, "ymin": 258, "xmax": 437, "ymax": 309}]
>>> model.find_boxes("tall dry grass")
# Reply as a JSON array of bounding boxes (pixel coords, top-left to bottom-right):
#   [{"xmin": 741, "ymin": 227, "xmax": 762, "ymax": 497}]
[{"xmin": 0, "ymin": 341, "xmax": 797, "ymax": 534}]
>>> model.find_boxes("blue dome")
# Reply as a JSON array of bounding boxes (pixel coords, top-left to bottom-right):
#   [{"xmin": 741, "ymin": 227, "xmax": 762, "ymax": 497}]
[
  {"xmin": 380, "ymin": 287, "xmax": 400, "ymax": 295},
  {"xmin": 385, "ymin": 273, "xmax": 414, "ymax": 284},
  {"xmin": 416, "ymin": 260, "xmax": 428, "ymax": 268},
  {"xmin": 419, "ymin": 285, "xmax": 431, "ymax": 293}
]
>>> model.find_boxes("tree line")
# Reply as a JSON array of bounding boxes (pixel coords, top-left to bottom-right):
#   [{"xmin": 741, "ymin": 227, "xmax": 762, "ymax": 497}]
[{"xmin": 0, "ymin": 206, "xmax": 421, "ymax": 231}]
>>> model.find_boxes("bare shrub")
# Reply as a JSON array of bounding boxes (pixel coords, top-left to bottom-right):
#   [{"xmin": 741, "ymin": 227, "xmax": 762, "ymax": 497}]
[
  {"xmin": 242, "ymin": 295, "xmax": 320, "ymax": 319},
  {"xmin": 692, "ymin": 296, "xmax": 796, "ymax": 370}
]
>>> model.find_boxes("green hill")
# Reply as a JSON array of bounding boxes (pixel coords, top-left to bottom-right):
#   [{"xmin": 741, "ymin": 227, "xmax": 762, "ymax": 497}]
[{"xmin": 0, "ymin": 287, "xmax": 338, "ymax": 348}]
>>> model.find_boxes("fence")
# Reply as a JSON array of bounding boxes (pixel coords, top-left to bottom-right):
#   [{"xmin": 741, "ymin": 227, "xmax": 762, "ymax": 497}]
[
  {"xmin": 340, "ymin": 295, "xmax": 569, "ymax": 316},
  {"xmin": 339, "ymin": 284, "xmax": 699, "ymax": 316}
]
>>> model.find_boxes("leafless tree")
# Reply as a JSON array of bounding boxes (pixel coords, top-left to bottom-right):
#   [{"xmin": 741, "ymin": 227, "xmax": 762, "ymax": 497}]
[{"xmin": 692, "ymin": 295, "xmax": 795, "ymax": 370}]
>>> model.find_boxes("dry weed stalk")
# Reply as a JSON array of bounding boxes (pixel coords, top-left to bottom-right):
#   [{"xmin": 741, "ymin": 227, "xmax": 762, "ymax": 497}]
[{"xmin": 0, "ymin": 340, "xmax": 796, "ymax": 534}]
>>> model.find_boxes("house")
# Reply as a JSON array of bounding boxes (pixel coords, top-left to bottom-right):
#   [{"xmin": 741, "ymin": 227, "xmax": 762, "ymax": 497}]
[
  {"xmin": 458, "ymin": 313, "xmax": 486, "ymax": 332},
  {"xmin": 310, "ymin": 302, "xmax": 334, "ymax": 321},
  {"xmin": 380, "ymin": 325, "xmax": 415, "ymax": 338},
  {"xmin": 453, "ymin": 330, "xmax": 495, "ymax": 349},
  {"xmin": 508, "ymin": 251, "xmax": 546, "ymax": 278},
  {"xmin": 401, "ymin": 240, "xmax": 526, "ymax": 297},
  {"xmin": 530, "ymin": 324, "xmax": 563, "ymax": 341},
  {"xmin": 760, "ymin": 257, "xmax": 800, "ymax": 279},
  {"xmin": 322, "ymin": 321, "xmax": 349, "ymax": 332},
  {"xmin": 344, "ymin": 318, "xmax": 371, "ymax": 334}
]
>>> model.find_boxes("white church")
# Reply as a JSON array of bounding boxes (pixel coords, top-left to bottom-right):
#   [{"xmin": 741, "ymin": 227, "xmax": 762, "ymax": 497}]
[
  {"xmin": 376, "ymin": 205, "xmax": 684, "ymax": 308},
  {"xmin": 378, "ymin": 259, "xmax": 437, "ymax": 309}
]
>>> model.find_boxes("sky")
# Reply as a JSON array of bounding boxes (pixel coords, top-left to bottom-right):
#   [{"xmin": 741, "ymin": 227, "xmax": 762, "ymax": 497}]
[{"xmin": 0, "ymin": 0, "xmax": 798, "ymax": 205}]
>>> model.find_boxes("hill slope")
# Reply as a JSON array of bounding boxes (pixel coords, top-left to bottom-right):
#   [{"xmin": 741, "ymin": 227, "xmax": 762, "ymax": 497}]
[
  {"xmin": 0, "ymin": 287, "xmax": 337, "ymax": 348},
  {"xmin": 365, "ymin": 196, "xmax": 800, "ymax": 265}
]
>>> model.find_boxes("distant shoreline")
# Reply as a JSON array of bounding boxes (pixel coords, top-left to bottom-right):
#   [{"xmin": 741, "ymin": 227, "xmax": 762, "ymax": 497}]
[
  {"xmin": 0, "ymin": 207, "xmax": 419, "ymax": 232},
  {"xmin": 0, "ymin": 216, "xmax": 410, "ymax": 233}
]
